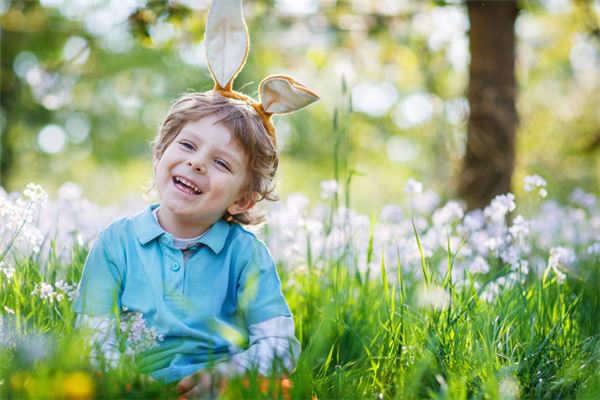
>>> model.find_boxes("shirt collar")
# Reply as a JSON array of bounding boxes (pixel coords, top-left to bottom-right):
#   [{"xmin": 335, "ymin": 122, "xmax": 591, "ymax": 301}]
[{"xmin": 133, "ymin": 204, "xmax": 231, "ymax": 254}]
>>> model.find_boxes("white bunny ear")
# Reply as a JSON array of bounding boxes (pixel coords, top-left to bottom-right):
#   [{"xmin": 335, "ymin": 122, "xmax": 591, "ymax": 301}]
[
  {"xmin": 205, "ymin": 0, "xmax": 249, "ymax": 90},
  {"xmin": 259, "ymin": 75, "xmax": 320, "ymax": 114}
]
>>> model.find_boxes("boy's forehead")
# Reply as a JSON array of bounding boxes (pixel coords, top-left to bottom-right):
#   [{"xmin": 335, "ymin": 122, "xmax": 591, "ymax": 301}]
[{"xmin": 178, "ymin": 119, "xmax": 247, "ymax": 157}]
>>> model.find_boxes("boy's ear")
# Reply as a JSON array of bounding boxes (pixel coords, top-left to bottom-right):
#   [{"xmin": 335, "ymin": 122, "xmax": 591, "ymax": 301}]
[{"xmin": 227, "ymin": 191, "xmax": 258, "ymax": 216}]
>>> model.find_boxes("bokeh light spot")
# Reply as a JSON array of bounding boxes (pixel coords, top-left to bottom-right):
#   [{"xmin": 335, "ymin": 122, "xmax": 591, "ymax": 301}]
[
  {"xmin": 13, "ymin": 51, "xmax": 38, "ymax": 79},
  {"xmin": 393, "ymin": 92, "xmax": 434, "ymax": 128},
  {"xmin": 352, "ymin": 82, "xmax": 398, "ymax": 117},
  {"xmin": 387, "ymin": 137, "xmax": 420, "ymax": 163},
  {"xmin": 65, "ymin": 114, "xmax": 91, "ymax": 143},
  {"xmin": 63, "ymin": 36, "xmax": 90, "ymax": 65},
  {"xmin": 38, "ymin": 124, "xmax": 67, "ymax": 154}
]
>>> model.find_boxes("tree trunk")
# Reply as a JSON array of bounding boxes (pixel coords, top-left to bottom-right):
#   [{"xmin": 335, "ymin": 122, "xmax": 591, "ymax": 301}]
[{"xmin": 458, "ymin": 0, "xmax": 519, "ymax": 210}]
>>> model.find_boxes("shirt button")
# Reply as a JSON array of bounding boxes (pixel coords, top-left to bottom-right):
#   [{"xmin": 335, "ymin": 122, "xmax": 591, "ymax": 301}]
[{"xmin": 171, "ymin": 263, "xmax": 180, "ymax": 271}]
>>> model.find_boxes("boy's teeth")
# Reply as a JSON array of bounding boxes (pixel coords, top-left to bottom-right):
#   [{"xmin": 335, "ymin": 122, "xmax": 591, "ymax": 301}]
[{"xmin": 175, "ymin": 176, "xmax": 201, "ymax": 194}]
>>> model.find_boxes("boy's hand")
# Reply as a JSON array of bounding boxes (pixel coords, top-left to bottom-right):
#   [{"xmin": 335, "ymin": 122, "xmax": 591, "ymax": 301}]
[{"xmin": 176, "ymin": 371, "xmax": 228, "ymax": 400}]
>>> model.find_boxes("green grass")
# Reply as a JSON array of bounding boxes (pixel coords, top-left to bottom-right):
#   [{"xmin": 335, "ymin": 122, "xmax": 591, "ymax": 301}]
[{"xmin": 1, "ymin": 233, "xmax": 599, "ymax": 399}]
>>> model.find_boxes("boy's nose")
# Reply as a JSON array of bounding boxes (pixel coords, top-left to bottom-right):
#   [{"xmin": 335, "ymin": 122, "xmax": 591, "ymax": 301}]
[{"xmin": 187, "ymin": 159, "xmax": 206, "ymax": 174}]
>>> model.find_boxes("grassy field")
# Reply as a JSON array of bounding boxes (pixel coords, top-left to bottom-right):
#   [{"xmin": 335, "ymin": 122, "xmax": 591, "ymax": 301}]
[{"xmin": 1, "ymin": 181, "xmax": 599, "ymax": 399}]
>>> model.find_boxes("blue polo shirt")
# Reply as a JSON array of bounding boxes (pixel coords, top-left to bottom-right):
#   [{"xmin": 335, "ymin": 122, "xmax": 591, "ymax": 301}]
[{"xmin": 73, "ymin": 204, "xmax": 291, "ymax": 382}]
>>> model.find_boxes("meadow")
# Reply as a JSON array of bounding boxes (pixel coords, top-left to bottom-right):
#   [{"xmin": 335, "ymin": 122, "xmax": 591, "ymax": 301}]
[{"xmin": 1, "ymin": 175, "xmax": 599, "ymax": 400}]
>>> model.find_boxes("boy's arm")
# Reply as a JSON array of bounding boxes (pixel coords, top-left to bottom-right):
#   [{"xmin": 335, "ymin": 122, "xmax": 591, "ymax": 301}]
[
  {"xmin": 74, "ymin": 230, "xmax": 124, "ymax": 316},
  {"xmin": 221, "ymin": 238, "xmax": 298, "ymax": 377},
  {"xmin": 76, "ymin": 314, "xmax": 121, "ymax": 369},
  {"xmin": 215, "ymin": 315, "xmax": 300, "ymax": 377},
  {"xmin": 73, "ymin": 229, "xmax": 125, "ymax": 369}
]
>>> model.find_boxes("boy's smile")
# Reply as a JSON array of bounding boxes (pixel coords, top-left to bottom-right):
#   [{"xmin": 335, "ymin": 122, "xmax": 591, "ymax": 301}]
[{"xmin": 154, "ymin": 116, "xmax": 253, "ymax": 238}]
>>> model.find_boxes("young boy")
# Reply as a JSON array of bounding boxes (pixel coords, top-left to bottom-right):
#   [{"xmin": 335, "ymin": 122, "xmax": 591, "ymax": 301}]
[
  {"xmin": 75, "ymin": 1, "xmax": 318, "ymax": 395},
  {"xmin": 75, "ymin": 92, "xmax": 298, "ymax": 389}
]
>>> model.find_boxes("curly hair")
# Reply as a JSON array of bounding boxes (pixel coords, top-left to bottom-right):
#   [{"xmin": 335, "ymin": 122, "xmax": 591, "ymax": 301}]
[{"xmin": 151, "ymin": 91, "xmax": 278, "ymax": 225}]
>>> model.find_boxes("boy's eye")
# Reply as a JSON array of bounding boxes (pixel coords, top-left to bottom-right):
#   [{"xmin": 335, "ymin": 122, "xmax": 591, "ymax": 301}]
[
  {"xmin": 179, "ymin": 141, "xmax": 194, "ymax": 150},
  {"xmin": 214, "ymin": 159, "xmax": 231, "ymax": 172}
]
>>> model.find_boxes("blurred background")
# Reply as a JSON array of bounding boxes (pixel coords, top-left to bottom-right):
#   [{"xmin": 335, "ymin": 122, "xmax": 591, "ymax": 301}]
[{"xmin": 1, "ymin": 0, "xmax": 598, "ymax": 212}]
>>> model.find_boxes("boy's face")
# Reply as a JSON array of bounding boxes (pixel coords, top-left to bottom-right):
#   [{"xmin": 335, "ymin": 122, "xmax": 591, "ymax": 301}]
[{"xmin": 154, "ymin": 115, "xmax": 253, "ymax": 234}]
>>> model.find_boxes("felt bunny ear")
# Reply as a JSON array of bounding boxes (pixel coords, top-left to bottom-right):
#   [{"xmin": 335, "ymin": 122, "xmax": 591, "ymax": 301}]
[
  {"xmin": 205, "ymin": 0, "xmax": 249, "ymax": 91},
  {"xmin": 259, "ymin": 75, "xmax": 320, "ymax": 114}
]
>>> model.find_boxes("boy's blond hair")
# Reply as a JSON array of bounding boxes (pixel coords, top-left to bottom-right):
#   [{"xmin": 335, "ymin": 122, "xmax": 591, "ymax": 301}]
[{"xmin": 152, "ymin": 91, "xmax": 278, "ymax": 225}]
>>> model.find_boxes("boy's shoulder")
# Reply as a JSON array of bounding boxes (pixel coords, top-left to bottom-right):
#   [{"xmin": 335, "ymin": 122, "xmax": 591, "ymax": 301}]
[
  {"xmin": 226, "ymin": 222, "xmax": 264, "ymax": 247},
  {"xmin": 225, "ymin": 223, "xmax": 275, "ymax": 267}
]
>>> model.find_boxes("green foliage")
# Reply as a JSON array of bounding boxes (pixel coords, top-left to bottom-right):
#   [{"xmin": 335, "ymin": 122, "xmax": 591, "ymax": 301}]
[
  {"xmin": 1, "ymin": 236, "xmax": 599, "ymax": 398},
  {"xmin": 2, "ymin": 1, "xmax": 598, "ymax": 209}
]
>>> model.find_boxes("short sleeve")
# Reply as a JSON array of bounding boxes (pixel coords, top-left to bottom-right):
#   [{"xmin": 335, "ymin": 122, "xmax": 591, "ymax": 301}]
[
  {"xmin": 73, "ymin": 231, "xmax": 124, "ymax": 317},
  {"xmin": 237, "ymin": 240, "xmax": 291, "ymax": 325}
]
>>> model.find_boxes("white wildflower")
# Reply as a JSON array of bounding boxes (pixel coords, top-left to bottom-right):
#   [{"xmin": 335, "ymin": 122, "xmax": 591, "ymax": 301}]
[
  {"xmin": 509, "ymin": 215, "xmax": 530, "ymax": 242},
  {"xmin": 500, "ymin": 246, "xmax": 520, "ymax": 268},
  {"xmin": 286, "ymin": 194, "xmax": 310, "ymax": 213},
  {"xmin": 380, "ymin": 204, "xmax": 403, "ymax": 223},
  {"xmin": 401, "ymin": 345, "xmax": 416, "ymax": 366},
  {"xmin": 404, "ymin": 178, "xmax": 423, "ymax": 195},
  {"xmin": 485, "ymin": 237, "xmax": 504, "ymax": 253},
  {"xmin": 469, "ymin": 256, "xmax": 490, "ymax": 274},
  {"xmin": 32, "ymin": 282, "xmax": 57, "ymax": 301},
  {"xmin": 479, "ymin": 281, "xmax": 500, "ymax": 303},
  {"xmin": 3, "ymin": 306, "xmax": 14, "ymax": 314},
  {"xmin": 479, "ymin": 272, "xmax": 520, "ymax": 302},
  {"xmin": 432, "ymin": 201, "xmax": 464, "ymax": 227},
  {"xmin": 587, "ymin": 241, "xmax": 600, "ymax": 255},
  {"xmin": 484, "ymin": 193, "xmax": 516, "ymax": 223},
  {"xmin": 57, "ymin": 181, "xmax": 83, "ymax": 201},
  {"xmin": 120, "ymin": 312, "xmax": 164, "ymax": 355},
  {"xmin": 416, "ymin": 285, "xmax": 450, "ymax": 310},
  {"xmin": 548, "ymin": 246, "xmax": 575, "ymax": 269},
  {"xmin": 546, "ymin": 247, "xmax": 575, "ymax": 283},
  {"xmin": 514, "ymin": 259, "xmax": 530, "ymax": 275},
  {"xmin": 55, "ymin": 280, "xmax": 79, "ymax": 302},
  {"xmin": 18, "ymin": 226, "xmax": 44, "ymax": 253},
  {"xmin": 23, "ymin": 183, "xmax": 48, "ymax": 205},
  {"xmin": 412, "ymin": 190, "xmax": 440, "ymax": 215},
  {"xmin": 524, "ymin": 175, "xmax": 547, "ymax": 198},
  {"xmin": 304, "ymin": 219, "xmax": 323, "ymax": 235},
  {"xmin": 320, "ymin": 180, "xmax": 340, "ymax": 200},
  {"xmin": 499, "ymin": 376, "xmax": 520, "ymax": 399},
  {"xmin": 0, "ymin": 261, "xmax": 15, "ymax": 281},
  {"xmin": 461, "ymin": 209, "xmax": 485, "ymax": 233},
  {"xmin": 570, "ymin": 188, "xmax": 597, "ymax": 211}
]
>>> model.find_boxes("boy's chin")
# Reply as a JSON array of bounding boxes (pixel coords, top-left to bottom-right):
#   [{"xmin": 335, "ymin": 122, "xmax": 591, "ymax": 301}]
[
  {"xmin": 160, "ymin": 199, "xmax": 195, "ymax": 216},
  {"xmin": 161, "ymin": 201, "xmax": 224, "ymax": 222}
]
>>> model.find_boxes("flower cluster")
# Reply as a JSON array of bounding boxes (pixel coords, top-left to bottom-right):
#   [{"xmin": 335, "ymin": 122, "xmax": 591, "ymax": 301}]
[
  {"xmin": 524, "ymin": 174, "xmax": 548, "ymax": 198},
  {"xmin": 0, "ymin": 260, "xmax": 16, "ymax": 283},
  {"xmin": 320, "ymin": 180, "xmax": 340, "ymax": 200},
  {"xmin": 0, "ymin": 183, "xmax": 47, "ymax": 257},
  {"xmin": 31, "ymin": 280, "xmax": 79, "ymax": 302},
  {"xmin": 119, "ymin": 310, "xmax": 164, "ymax": 356},
  {"xmin": 3, "ymin": 181, "xmax": 143, "ymax": 266},
  {"xmin": 262, "ymin": 176, "xmax": 598, "ymax": 302},
  {"xmin": 2, "ymin": 175, "xmax": 598, "ymax": 314},
  {"xmin": 546, "ymin": 246, "xmax": 576, "ymax": 283}
]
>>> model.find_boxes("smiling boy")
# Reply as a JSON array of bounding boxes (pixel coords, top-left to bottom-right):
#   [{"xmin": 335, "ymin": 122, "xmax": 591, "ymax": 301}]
[
  {"xmin": 74, "ymin": 0, "xmax": 319, "ymax": 396},
  {"xmin": 75, "ymin": 93, "xmax": 301, "ymax": 389},
  {"xmin": 154, "ymin": 114, "xmax": 254, "ymax": 238}
]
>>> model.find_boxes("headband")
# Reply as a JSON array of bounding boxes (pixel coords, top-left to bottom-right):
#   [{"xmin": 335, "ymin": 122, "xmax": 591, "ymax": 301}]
[{"xmin": 204, "ymin": 0, "xmax": 320, "ymax": 145}]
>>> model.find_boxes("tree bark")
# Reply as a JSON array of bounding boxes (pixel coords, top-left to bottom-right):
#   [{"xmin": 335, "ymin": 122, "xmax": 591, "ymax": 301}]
[{"xmin": 458, "ymin": 0, "xmax": 519, "ymax": 210}]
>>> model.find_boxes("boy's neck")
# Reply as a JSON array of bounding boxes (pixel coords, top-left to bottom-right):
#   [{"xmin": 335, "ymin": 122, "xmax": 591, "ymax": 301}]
[{"xmin": 156, "ymin": 207, "xmax": 216, "ymax": 239}]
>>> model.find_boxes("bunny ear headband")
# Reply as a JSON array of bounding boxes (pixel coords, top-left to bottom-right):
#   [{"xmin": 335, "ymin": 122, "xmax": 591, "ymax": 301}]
[{"xmin": 204, "ymin": 0, "xmax": 319, "ymax": 145}]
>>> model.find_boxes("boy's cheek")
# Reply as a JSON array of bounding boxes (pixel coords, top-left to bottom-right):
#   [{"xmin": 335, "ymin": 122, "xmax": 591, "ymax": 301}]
[{"xmin": 152, "ymin": 154, "xmax": 160, "ymax": 171}]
